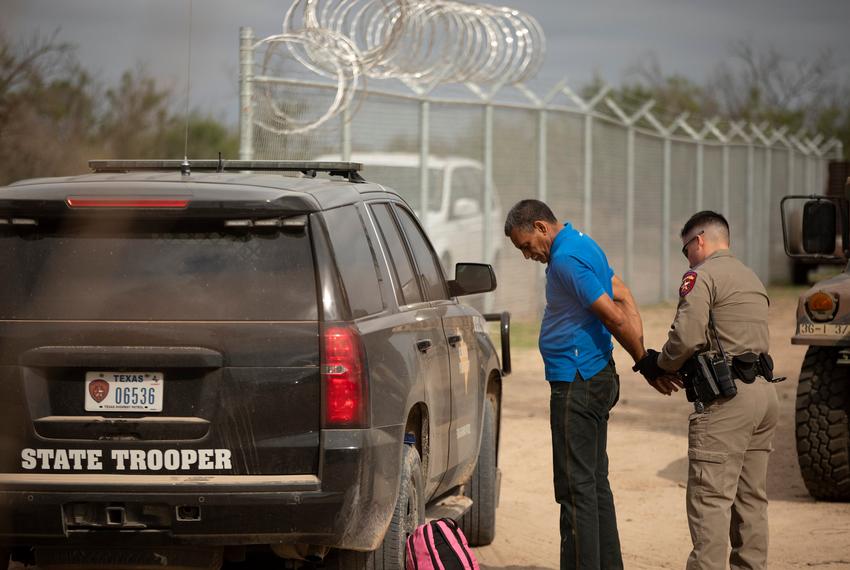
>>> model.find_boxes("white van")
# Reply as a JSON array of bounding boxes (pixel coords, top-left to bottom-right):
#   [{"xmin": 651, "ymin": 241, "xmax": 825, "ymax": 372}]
[{"xmin": 317, "ymin": 152, "xmax": 502, "ymax": 274}]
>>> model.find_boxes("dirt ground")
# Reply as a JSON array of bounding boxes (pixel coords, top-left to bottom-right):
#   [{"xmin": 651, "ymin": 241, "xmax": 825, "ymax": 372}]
[
  {"xmin": 473, "ymin": 287, "xmax": 850, "ymax": 570},
  {"xmin": 8, "ymin": 289, "xmax": 850, "ymax": 570}
]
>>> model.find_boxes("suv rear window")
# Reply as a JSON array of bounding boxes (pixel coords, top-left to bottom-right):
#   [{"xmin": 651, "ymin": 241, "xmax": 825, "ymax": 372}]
[
  {"xmin": 0, "ymin": 219, "xmax": 317, "ymax": 321},
  {"xmin": 322, "ymin": 206, "xmax": 384, "ymax": 318}
]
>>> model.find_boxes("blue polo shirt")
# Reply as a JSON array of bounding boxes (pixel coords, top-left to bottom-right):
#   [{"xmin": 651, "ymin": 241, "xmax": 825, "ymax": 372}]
[{"xmin": 540, "ymin": 223, "xmax": 614, "ymax": 382}]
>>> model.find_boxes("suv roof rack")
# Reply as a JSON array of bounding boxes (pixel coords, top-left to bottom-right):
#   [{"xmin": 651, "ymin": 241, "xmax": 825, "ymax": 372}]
[{"xmin": 88, "ymin": 159, "xmax": 365, "ymax": 182}]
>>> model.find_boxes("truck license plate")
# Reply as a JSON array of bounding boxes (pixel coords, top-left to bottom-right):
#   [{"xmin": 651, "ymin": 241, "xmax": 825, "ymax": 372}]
[
  {"xmin": 797, "ymin": 323, "xmax": 850, "ymax": 337},
  {"xmin": 84, "ymin": 372, "xmax": 163, "ymax": 412}
]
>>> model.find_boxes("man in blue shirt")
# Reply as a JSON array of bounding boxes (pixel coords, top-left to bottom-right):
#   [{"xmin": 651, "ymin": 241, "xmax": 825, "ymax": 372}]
[{"xmin": 505, "ymin": 199, "xmax": 660, "ymax": 570}]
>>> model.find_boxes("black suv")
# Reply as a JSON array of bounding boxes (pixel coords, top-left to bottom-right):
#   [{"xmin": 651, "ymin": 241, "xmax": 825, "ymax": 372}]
[{"xmin": 0, "ymin": 160, "xmax": 509, "ymax": 570}]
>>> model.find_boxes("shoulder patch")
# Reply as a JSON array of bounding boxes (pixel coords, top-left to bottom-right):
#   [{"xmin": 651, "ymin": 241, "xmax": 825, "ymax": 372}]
[{"xmin": 679, "ymin": 271, "xmax": 698, "ymax": 297}]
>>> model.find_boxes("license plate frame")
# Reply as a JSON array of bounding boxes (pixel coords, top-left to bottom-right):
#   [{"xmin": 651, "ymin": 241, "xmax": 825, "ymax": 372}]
[
  {"xmin": 84, "ymin": 372, "xmax": 164, "ymax": 412},
  {"xmin": 797, "ymin": 323, "xmax": 850, "ymax": 337}
]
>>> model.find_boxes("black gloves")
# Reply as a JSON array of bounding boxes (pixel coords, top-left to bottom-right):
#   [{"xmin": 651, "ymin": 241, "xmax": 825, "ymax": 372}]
[{"xmin": 633, "ymin": 349, "xmax": 664, "ymax": 383}]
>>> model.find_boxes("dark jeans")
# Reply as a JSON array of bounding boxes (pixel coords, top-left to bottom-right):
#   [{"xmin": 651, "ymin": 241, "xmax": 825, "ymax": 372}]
[{"xmin": 550, "ymin": 361, "xmax": 623, "ymax": 570}]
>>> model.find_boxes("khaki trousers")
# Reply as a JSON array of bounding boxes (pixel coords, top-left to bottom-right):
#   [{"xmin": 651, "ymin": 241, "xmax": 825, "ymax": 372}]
[{"xmin": 686, "ymin": 378, "xmax": 779, "ymax": 570}]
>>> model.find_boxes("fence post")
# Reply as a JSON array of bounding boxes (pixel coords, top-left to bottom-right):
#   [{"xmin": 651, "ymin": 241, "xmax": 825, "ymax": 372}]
[
  {"xmin": 563, "ymin": 85, "xmax": 609, "ymax": 235},
  {"xmin": 677, "ymin": 116, "xmax": 705, "ymax": 213},
  {"xmin": 662, "ymin": 137, "xmax": 671, "ymax": 295},
  {"xmin": 419, "ymin": 99, "xmax": 430, "ymax": 234},
  {"xmin": 695, "ymin": 142, "xmax": 704, "ymax": 211},
  {"xmin": 625, "ymin": 126, "xmax": 635, "ymax": 284},
  {"xmin": 518, "ymin": 81, "xmax": 564, "ymax": 298},
  {"xmin": 483, "ymin": 103, "xmax": 494, "ymax": 265},
  {"xmin": 727, "ymin": 121, "xmax": 755, "ymax": 267},
  {"xmin": 744, "ymin": 125, "xmax": 758, "ymax": 267},
  {"xmin": 581, "ymin": 113, "xmax": 593, "ymax": 234},
  {"xmin": 752, "ymin": 123, "xmax": 771, "ymax": 280},
  {"xmin": 606, "ymin": 98, "xmax": 653, "ymax": 288},
  {"xmin": 720, "ymin": 144, "xmax": 730, "ymax": 216},
  {"xmin": 795, "ymin": 133, "xmax": 815, "ymax": 194},
  {"xmin": 762, "ymin": 138, "xmax": 771, "ymax": 280},
  {"xmin": 808, "ymin": 136, "xmax": 826, "ymax": 195},
  {"xmin": 807, "ymin": 136, "xmax": 825, "ymax": 193},
  {"xmin": 789, "ymin": 134, "xmax": 812, "ymax": 197},
  {"xmin": 787, "ymin": 143, "xmax": 795, "ymax": 197},
  {"xmin": 770, "ymin": 127, "xmax": 793, "ymax": 279},
  {"xmin": 341, "ymin": 105, "xmax": 352, "ymax": 161},
  {"xmin": 806, "ymin": 154, "xmax": 813, "ymax": 193},
  {"xmin": 700, "ymin": 117, "xmax": 729, "ymax": 216},
  {"xmin": 538, "ymin": 109, "xmax": 548, "ymax": 203},
  {"xmin": 482, "ymin": 103, "xmax": 495, "ymax": 312},
  {"xmin": 239, "ymin": 27, "xmax": 255, "ymax": 160},
  {"xmin": 535, "ymin": 107, "xmax": 548, "ymax": 298},
  {"xmin": 517, "ymin": 83, "xmax": 551, "ymax": 204},
  {"xmin": 645, "ymin": 112, "xmax": 678, "ymax": 298},
  {"xmin": 484, "ymin": 103, "xmax": 494, "ymax": 264}
]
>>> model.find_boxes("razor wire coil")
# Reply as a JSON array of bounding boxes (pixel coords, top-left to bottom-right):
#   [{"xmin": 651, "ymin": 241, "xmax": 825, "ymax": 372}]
[{"xmin": 257, "ymin": 0, "xmax": 546, "ymax": 134}]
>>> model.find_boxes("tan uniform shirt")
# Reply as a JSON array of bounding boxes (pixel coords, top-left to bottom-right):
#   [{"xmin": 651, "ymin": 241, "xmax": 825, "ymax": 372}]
[{"xmin": 658, "ymin": 249, "xmax": 770, "ymax": 372}]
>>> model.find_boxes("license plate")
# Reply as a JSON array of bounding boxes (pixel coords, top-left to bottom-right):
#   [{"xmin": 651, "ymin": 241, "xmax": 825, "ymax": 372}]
[
  {"xmin": 797, "ymin": 323, "xmax": 850, "ymax": 337},
  {"xmin": 85, "ymin": 372, "xmax": 163, "ymax": 412}
]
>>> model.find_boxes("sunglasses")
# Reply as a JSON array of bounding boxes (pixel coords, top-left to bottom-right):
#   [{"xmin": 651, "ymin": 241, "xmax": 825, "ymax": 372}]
[{"xmin": 681, "ymin": 231, "xmax": 704, "ymax": 258}]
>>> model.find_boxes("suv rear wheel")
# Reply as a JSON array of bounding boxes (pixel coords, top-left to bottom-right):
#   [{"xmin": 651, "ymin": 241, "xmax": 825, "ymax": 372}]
[
  {"xmin": 796, "ymin": 346, "xmax": 850, "ymax": 500},
  {"xmin": 328, "ymin": 444, "xmax": 424, "ymax": 569},
  {"xmin": 459, "ymin": 396, "xmax": 498, "ymax": 545}
]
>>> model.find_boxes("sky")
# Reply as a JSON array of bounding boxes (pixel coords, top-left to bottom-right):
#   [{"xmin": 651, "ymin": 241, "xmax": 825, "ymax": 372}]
[{"xmin": 6, "ymin": 0, "xmax": 850, "ymax": 126}]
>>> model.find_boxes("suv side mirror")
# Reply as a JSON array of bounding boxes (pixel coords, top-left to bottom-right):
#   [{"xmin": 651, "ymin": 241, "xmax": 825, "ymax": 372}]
[
  {"xmin": 448, "ymin": 263, "xmax": 497, "ymax": 297},
  {"xmin": 802, "ymin": 200, "xmax": 838, "ymax": 254},
  {"xmin": 452, "ymin": 198, "xmax": 480, "ymax": 219}
]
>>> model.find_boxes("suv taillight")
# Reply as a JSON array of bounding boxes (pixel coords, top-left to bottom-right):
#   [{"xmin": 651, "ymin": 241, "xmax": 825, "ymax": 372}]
[{"xmin": 321, "ymin": 324, "xmax": 369, "ymax": 428}]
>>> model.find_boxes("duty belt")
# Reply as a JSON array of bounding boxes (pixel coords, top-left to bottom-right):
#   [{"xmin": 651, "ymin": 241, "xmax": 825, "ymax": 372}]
[{"xmin": 682, "ymin": 311, "xmax": 785, "ymax": 412}]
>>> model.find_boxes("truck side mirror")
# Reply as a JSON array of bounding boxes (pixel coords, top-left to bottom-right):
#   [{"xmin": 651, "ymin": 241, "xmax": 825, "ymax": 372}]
[
  {"xmin": 448, "ymin": 263, "xmax": 497, "ymax": 297},
  {"xmin": 802, "ymin": 200, "xmax": 838, "ymax": 254},
  {"xmin": 782, "ymin": 195, "xmax": 848, "ymax": 261}
]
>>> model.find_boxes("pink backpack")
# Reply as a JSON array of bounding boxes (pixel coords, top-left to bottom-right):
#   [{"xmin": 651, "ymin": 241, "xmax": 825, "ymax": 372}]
[{"xmin": 405, "ymin": 518, "xmax": 479, "ymax": 570}]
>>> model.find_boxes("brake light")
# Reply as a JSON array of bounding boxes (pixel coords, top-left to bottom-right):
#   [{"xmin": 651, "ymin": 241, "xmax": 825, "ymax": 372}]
[
  {"xmin": 66, "ymin": 197, "xmax": 189, "ymax": 208},
  {"xmin": 322, "ymin": 324, "xmax": 368, "ymax": 427}
]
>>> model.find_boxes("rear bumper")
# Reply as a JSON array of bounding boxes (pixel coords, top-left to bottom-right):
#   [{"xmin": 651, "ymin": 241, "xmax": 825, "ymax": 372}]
[
  {"xmin": 791, "ymin": 335, "xmax": 850, "ymax": 346},
  {"xmin": 0, "ymin": 424, "xmax": 404, "ymax": 551}
]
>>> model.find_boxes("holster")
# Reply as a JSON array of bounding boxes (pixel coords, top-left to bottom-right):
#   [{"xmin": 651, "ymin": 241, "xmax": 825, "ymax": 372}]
[
  {"xmin": 759, "ymin": 353, "xmax": 784, "ymax": 382},
  {"xmin": 681, "ymin": 351, "xmax": 737, "ymax": 404},
  {"xmin": 731, "ymin": 353, "xmax": 760, "ymax": 383},
  {"xmin": 732, "ymin": 352, "xmax": 785, "ymax": 383}
]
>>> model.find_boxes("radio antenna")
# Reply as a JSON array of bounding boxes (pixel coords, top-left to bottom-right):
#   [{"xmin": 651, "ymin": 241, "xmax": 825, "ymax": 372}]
[{"xmin": 182, "ymin": 0, "xmax": 194, "ymax": 166}]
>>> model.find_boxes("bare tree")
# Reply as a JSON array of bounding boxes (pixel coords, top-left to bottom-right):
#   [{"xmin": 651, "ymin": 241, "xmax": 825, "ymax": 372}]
[
  {"xmin": 0, "ymin": 30, "xmax": 77, "ymax": 124},
  {"xmin": 597, "ymin": 42, "xmax": 848, "ymax": 158},
  {"xmin": 708, "ymin": 40, "xmax": 841, "ymax": 129},
  {"xmin": 0, "ymin": 31, "xmax": 239, "ymax": 184}
]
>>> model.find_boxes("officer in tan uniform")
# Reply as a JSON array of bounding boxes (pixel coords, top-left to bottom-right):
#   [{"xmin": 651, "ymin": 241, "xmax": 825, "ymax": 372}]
[{"xmin": 633, "ymin": 211, "xmax": 780, "ymax": 570}]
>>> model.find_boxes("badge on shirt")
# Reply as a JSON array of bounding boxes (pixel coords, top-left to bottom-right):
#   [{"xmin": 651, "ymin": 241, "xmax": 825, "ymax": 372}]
[{"xmin": 679, "ymin": 271, "xmax": 698, "ymax": 297}]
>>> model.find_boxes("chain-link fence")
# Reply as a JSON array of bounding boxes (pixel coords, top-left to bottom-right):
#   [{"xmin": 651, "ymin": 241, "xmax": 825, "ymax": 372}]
[{"xmin": 239, "ymin": 27, "xmax": 843, "ymax": 320}]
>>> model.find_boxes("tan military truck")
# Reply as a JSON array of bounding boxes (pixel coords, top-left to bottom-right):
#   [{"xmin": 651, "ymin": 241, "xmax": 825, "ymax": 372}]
[{"xmin": 781, "ymin": 161, "xmax": 850, "ymax": 501}]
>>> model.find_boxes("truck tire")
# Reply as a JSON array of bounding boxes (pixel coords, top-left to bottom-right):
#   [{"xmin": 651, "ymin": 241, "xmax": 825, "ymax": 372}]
[
  {"xmin": 459, "ymin": 396, "xmax": 498, "ymax": 546},
  {"xmin": 796, "ymin": 346, "xmax": 850, "ymax": 501},
  {"xmin": 329, "ymin": 444, "xmax": 424, "ymax": 570}
]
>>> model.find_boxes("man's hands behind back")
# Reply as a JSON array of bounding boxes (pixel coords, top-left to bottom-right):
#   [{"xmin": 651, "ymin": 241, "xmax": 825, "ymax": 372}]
[{"xmin": 633, "ymin": 349, "xmax": 684, "ymax": 396}]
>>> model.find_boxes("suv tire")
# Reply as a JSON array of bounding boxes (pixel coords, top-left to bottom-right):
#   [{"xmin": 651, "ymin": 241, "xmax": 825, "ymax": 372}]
[
  {"xmin": 459, "ymin": 396, "xmax": 498, "ymax": 545},
  {"xmin": 329, "ymin": 444, "xmax": 424, "ymax": 569},
  {"xmin": 796, "ymin": 346, "xmax": 850, "ymax": 500}
]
